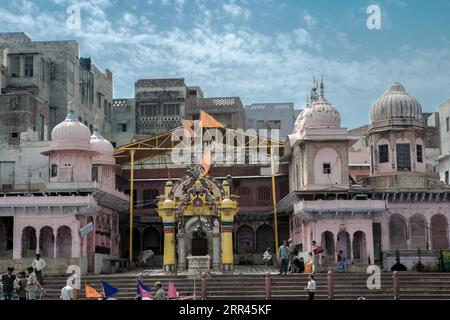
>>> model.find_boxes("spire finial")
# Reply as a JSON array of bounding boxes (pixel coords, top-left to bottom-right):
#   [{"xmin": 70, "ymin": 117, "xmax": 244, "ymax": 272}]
[
  {"xmin": 320, "ymin": 75, "xmax": 324, "ymax": 97},
  {"xmin": 93, "ymin": 114, "xmax": 100, "ymax": 132}
]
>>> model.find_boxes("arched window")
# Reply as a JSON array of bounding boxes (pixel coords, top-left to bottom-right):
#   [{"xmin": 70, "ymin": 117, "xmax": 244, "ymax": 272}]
[
  {"xmin": 39, "ymin": 226, "xmax": 55, "ymax": 257},
  {"xmin": 431, "ymin": 214, "xmax": 449, "ymax": 249},
  {"xmin": 321, "ymin": 231, "xmax": 335, "ymax": 260},
  {"xmin": 389, "ymin": 215, "xmax": 407, "ymax": 249},
  {"xmin": 410, "ymin": 215, "xmax": 427, "ymax": 249},
  {"xmin": 236, "ymin": 225, "xmax": 254, "ymax": 254},
  {"xmin": 57, "ymin": 226, "xmax": 72, "ymax": 257},
  {"xmin": 22, "ymin": 227, "xmax": 37, "ymax": 258},
  {"xmin": 352, "ymin": 231, "xmax": 366, "ymax": 263},
  {"xmin": 256, "ymin": 224, "xmax": 274, "ymax": 253}
]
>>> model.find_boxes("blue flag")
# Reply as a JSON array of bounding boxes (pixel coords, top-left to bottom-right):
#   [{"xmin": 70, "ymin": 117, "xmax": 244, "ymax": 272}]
[
  {"xmin": 102, "ymin": 281, "xmax": 118, "ymax": 297},
  {"xmin": 136, "ymin": 278, "xmax": 151, "ymax": 294}
]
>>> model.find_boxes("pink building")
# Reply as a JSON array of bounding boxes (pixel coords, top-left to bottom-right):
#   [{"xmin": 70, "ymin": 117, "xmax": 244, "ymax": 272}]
[
  {"xmin": 0, "ymin": 110, "xmax": 128, "ymax": 274},
  {"xmin": 282, "ymin": 81, "xmax": 450, "ymax": 271}
]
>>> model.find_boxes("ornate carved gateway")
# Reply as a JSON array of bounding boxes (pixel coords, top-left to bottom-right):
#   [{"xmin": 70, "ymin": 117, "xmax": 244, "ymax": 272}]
[{"xmin": 157, "ymin": 165, "xmax": 238, "ymax": 272}]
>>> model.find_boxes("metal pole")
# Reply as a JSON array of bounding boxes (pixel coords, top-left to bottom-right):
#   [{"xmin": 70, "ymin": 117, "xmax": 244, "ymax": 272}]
[
  {"xmin": 129, "ymin": 149, "xmax": 135, "ymax": 265},
  {"xmin": 270, "ymin": 144, "xmax": 279, "ymax": 260}
]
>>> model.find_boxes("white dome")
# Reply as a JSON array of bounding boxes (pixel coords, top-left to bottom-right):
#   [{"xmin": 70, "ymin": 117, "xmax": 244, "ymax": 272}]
[
  {"xmin": 90, "ymin": 128, "xmax": 115, "ymax": 165},
  {"xmin": 90, "ymin": 129, "xmax": 114, "ymax": 156},
  {"xmin": 293, "ymin": 96, "xmax": 341, "ymax": 133},
  {"xmin": 370, "ymin": 82, "xmax": 422, "ymax": 123},
  {"xmin": 51, "ymin": 110, "xmax": 91, "ymax": 143},
  {"xmin": 303, "ymin": 96, "xmax": 341, "ymax": 129}
]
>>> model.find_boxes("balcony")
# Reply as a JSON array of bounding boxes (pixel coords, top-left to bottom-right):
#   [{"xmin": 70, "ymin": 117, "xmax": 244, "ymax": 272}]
[{"xmin": 294, "ymin": 199, "xmax": 387, "ymax": 219}]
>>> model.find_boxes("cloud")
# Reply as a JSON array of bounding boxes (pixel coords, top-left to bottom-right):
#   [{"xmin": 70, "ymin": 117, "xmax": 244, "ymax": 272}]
[
  {"xmin": 222, "ymin": 1, "xmax": 251, "ymax": 20},
  {"xmin": 0, "ymin": 1, "xmax": 449, "ymax": 128},
  {"xmin": 302, "ymin": 13, "xmax": 317, "ymax": 29}
]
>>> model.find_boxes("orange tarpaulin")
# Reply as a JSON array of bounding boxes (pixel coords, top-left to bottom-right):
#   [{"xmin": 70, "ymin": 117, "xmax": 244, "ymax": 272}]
[
  {"xmin": 199, "ymin": 110, "xmax": 224, "ymax": 128},
  {"xmin": 85, "ymin": 284, "xmax": 103, "ymax": 298}
]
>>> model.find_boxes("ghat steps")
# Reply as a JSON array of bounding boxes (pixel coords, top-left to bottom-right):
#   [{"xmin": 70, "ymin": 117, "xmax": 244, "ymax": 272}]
[{"xmin": 37, "ymin": 271, "xmax": 450, "ymax": 300}]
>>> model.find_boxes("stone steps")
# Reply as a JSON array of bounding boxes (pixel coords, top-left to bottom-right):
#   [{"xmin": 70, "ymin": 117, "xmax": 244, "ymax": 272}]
[{"xmin": 38, "ymin": 272, "xmax": 450, "ymax": 300}]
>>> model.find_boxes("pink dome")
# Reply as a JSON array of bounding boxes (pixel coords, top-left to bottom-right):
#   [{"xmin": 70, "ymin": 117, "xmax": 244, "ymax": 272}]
[
  {"xmin": 52, "ymin": 110, "xmax": 91, "ymax": 143},
  {"xmin": 302, "ymin": 96, "xmax": 341, "ymax": 129},
  {"xmin": 90, "ymin": 128, "xmax": 115, "ymax": 165},
  {"xmin": 293, "ymin": 108, "xmax": 312, "ymax": 134}
]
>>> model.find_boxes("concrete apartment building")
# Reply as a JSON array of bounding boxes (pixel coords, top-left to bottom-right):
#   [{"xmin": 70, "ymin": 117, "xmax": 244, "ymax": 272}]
[
  {"xmin": 245, "ymin": 103, "xmax": 299, "ymax": 139},
  {"xmin": 0, "ymin": 32, "xmax": 113, "ymax": 139},
  {"xmin": 438, "ymin": 98, "xmax": 450, "ymax": 184}
]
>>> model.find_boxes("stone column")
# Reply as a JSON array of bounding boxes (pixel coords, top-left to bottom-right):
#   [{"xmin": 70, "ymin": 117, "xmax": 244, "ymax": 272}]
[
  {"xmin": 349, "ymin": 232, "xmax": 354, "ymax": 263},
  {"xmin": 212, "ymin": 223, "xmax": 221, "ymax": 272},
  {"xmin": 54, "ymin": 227, "xmax": 57, "ymax": 258},
  {"xmin": 36, "ymin": 226, "xmax": 41, "ymax": 255},
  {"xmin": 177, "ymin": 232, "xmax": 186, "ymax": 271}
]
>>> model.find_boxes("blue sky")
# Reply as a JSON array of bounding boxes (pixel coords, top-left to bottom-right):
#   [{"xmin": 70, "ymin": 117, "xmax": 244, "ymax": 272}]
[{"xmin": 1, "ymin": 0, "xmax": 449, "ymax": 128}]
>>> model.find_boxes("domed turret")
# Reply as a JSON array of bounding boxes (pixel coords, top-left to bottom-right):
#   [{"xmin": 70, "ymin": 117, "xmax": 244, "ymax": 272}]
[
  {"xmin": 90, "ymin": 125, "xmax": 115, "ymax": 165},
  {"xmin": 370, "ymin": 82, "xmax": 422, "ymax": 124},
  {"xmin": 51, "ymin": 110, "xmax": 91, "ymax": 145}
]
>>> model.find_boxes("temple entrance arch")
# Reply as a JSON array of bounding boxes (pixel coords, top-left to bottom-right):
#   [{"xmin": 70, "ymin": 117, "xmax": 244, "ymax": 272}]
[
  {"xmin": 142, "ymin": 227, "xmax": 161, "ymax": 254},
  {"xmin": 185, "ymin": 217, "xmax": 213, "ymax": 257}
]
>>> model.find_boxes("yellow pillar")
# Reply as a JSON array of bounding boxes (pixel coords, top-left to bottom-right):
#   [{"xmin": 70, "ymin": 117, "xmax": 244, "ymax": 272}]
[
  {"xmin": 129, "ymin": 149, "xmax": 135, "ymax": 265},
  {"xmin": 157, "ymin": 181, "xmax": 176, "ymax": 272},
  {"xmin": 220, "ymin": 181, "xmax": 237, "ymax": 271}
]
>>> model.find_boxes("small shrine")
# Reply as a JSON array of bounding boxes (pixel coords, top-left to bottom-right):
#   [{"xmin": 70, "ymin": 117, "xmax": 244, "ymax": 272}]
[{"xmin": 157, "ymin": 165, "xmax": 239, "ymax": 272}]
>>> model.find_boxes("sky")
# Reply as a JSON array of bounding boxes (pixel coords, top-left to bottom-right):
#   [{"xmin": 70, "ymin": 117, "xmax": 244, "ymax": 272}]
[{"xmin": 0, "ymin": 0, "xmax": 449, "ymax": 128}]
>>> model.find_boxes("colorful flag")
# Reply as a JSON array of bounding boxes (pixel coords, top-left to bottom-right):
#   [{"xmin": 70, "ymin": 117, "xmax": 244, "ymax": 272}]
[
  {"xmin": 168, "ymin": 281, "xmax": 178, "ymax": 299},
  {"xmin": 85, "ymin": 284, "xmax": 102, "ymax": 298},
  {"xmin": 101, "ymin": 281, "xmax": 118, "ymax": 297},
  {"xmin": 199, "ymin": 110, "xmax": 224, "ymax": 128},
  {"xmin": 137, "ymin": 278, "xmax": 153, "ymax": 299},
  {"xmin": 200, "ymin": 148, "xmax": 212, "ymax": 177}
]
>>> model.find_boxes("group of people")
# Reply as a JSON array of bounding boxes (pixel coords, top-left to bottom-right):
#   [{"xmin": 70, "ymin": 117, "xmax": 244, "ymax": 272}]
[
  {"xmin": 274, "ymin": 239, "xmax": 348, "ymax": 275},
  {"xmin": 0, "ymin": 254, "xmax": 46, "ymax": 300}
]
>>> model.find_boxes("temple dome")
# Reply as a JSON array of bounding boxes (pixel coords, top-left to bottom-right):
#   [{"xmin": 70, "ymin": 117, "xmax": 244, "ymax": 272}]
[
  {"xmin": 51, "ymin": 110, "xmax": 91, "ymax": 143},
  {"xmin": 90, "ymin": 127, "xmax": 115, "ymax": 165},
  {"xmin": 370, "ymin": 82, "xmax": 422, "ymax": 123},
  {"xmin": 302, "ymin": 96, "xmax": 341, "ymax": 129}
]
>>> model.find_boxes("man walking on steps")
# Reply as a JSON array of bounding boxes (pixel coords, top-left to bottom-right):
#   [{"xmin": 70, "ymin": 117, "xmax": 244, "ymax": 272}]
[{"xmin": 278, "ymin": 240, "xmax": 290, "ymax": 275}]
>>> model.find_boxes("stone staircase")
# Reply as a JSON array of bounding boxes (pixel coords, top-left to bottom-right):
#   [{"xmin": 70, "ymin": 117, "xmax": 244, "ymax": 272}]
[{"xmin": 38, "ymin": 272, "xmax": 450, "ymax": 300}]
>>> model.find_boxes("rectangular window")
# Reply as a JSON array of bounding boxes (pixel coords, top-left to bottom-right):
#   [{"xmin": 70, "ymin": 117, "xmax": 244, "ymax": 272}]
[
  {"xmin": 447, "ymin": 117, "xmax": 450, "ymax": 132},
  {"xmin": 51, "ymin": 164, "xmax": 58, "ymax": 177},
  {"xmin": 416, "ymin": 145, "xmax": 423, "ymax": 163},
  {"xmin": 396, "ymin": 143, "xmax": 411, "ymax": 171},
  {"xmin": 91, "ymin": 166, "xmax": 98, "ymax": 182},
  {"xmin": 266, "ymin": 120, "xmax": 281, "ymax": 130},
  {"xmin": 39, "ymin": 114, "xmax": 45, "ymax": 141},
  {"xmin": 256, "ymin": 120, "xmax": 266, "ymax": 130},
  {"xmin": 24, "ymin": 56, "xmax": 33, "ymax": 77},
  {"xmin": 121, "ymin": 123, "xmax": 127, "ymax": 132},
  {"xmin": 163, "ymin": 103, "xmax": 180, "ymax": 116},
  {"xmin": 446, "ymin": 171, "xmax": 449, "ymax": 184},
  {"xmin": 323, "ymin": 163, "xmax": 331, "ymax": 174},
  {"xmin": 9, "ymin": 55, "xmax": 20, "ymax": 77},
  {"xmin": 140, "ymin": 104, "xmax": 158, "ymax": 116},
  {"xmin": 378, "ymin": 144, "xmax": 389, "ymax": 163},
  {"xmin": 8, "ymin": 132, "xmax": 20, "ymax": 145}
]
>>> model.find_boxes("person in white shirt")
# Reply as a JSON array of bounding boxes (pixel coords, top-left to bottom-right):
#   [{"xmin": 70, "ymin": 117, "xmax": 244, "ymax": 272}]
[
  {"xmin": 60, "ymin": 284, "xmax": 73, "ymax": 300},
  {"xmin": 31, "ymin": 254, "xmax": 46, "ymax": 285},
  {"xmin": 304, "ymin": 275, "xmax": 316, "ymax": 300},
  {"xmin": 67, "ymin": 271, "xmax": 80, "ymax": 300}
]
